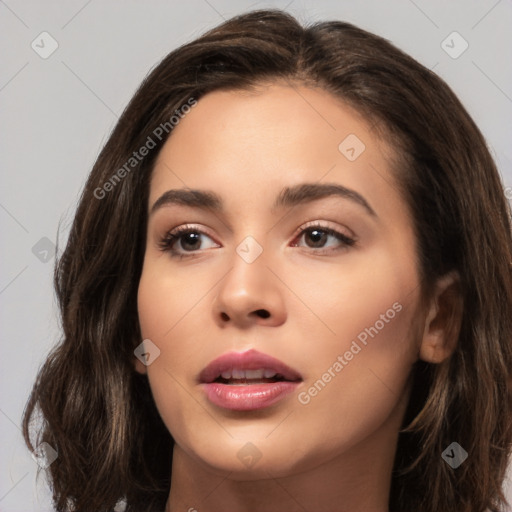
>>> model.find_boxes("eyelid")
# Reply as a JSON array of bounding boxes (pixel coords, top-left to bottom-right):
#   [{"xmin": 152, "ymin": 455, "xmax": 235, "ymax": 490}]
[
  {"xmin": 170, "ymin": 223, "xmax": 216, "ymax": 238},
  {"xmin": 158, "ymin": 220, "xmax": 357, "ymax": 258},
  {"xmin": 170, "ymin": 223, "xmax": 217, "ymax": 239},
  {"xmin": 291, "ymin": 220, "xmax": 356, "ymax": 241},
  {"xmin": 158, "ymin": 224, "xmax": 221, "ymax": 252}
]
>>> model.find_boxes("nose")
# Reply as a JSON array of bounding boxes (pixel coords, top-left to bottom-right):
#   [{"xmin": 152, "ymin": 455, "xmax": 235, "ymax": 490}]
[{"xmin": 212, "ymin": 249, "xmax": 286, "ymax": 329}]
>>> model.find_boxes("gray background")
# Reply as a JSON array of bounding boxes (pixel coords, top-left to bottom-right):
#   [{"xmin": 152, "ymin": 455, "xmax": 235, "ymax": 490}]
[{"xmin": 1, "ymin": 1, "xmax": 511, "ymax": 510}]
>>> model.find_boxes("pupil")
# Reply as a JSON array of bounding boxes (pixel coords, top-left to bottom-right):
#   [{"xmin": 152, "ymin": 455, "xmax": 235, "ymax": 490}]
[
  {"xmin": 307, "ymin": 229, "xmax": 327, "ymax": 248},
  {"xmin": 182, "ymin": 232, "xmax": 201, "ymax": 250}
]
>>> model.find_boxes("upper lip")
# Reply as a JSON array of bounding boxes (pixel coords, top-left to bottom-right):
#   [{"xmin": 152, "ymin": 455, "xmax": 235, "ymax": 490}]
[{"xmin": 199, "ymin": 349, "xmax": 303, "ymax": 384}]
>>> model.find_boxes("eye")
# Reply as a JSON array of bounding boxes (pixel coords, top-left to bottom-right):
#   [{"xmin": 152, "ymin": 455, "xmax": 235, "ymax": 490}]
[
  {"xmin": 291, "ymin": 222, "xmax": 356, "ymax": 253},
  {"xmin": 159, "ymin": 222, "xmax": 355, "ymax": 259},
  {"xmin": 159, "ymin": 225, "xmax": 219, "ymax": 257}
]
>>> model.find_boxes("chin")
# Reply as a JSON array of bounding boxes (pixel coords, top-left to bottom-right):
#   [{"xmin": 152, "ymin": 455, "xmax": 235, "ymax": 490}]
[{"xmin": 180, "ymin": 432, "xmax": 333, "ymax": 481}]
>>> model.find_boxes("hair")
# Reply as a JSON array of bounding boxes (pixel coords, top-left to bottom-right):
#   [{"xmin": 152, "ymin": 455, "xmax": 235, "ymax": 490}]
[{"xmin": 22, "ymin": 9, "xmax": 512, "ymax": 512}]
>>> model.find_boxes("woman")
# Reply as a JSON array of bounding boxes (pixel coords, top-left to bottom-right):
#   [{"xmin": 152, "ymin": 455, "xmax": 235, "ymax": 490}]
[{"xmin": 22, "ymin": 9, "xmax": 512, "ymax": 512}]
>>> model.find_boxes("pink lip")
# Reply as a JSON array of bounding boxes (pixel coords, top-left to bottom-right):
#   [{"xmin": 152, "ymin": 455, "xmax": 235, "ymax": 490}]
[{"xmin": 199, "ymin": 349, "xmax": 302, "ymax": 411}]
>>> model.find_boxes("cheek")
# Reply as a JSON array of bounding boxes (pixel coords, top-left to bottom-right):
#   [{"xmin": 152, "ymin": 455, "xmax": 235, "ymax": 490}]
[
  {"xmin": 285, "ymin": 308, "xmax": 417, "ymax": 476},
  {"xmin": 137, "ymin": 258, "xmax": 212, "ymax": 346},
  {"xmin": 288, "ymin": 240, "xmax": 420, "ymax": 358},
  {"xmin": 137, "ymin": 263, "xmax": 216, "ymax": 445},
  {"xmin": 286, "ymin": 249, "xmax": 420, "ymax": 444},
  {"xmin": 137, "ymin": 260, "xmax": 212, "ymax": 372}
]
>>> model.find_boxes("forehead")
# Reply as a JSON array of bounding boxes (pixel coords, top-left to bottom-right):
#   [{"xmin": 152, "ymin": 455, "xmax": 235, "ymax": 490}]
[
  {"xmin": 154, "ymin": 82, "xmax": 378, "ymax": 166},
  {"xmin": 149, "ymin": 83, "xmax": 402, "ymax": 219}
]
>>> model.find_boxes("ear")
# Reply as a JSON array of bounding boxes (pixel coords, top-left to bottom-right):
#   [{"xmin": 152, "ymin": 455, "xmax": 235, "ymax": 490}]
[
  {"xmin": 134, "ymin": 357, "xmax": 148, "ymax": 374},
  {"xmin": 419, "ymin": 271, "xmax": 463, "ymax": 364},
  {"xmin": 133, "ymin": 336, "xmax": 148, "ymax": 374}
]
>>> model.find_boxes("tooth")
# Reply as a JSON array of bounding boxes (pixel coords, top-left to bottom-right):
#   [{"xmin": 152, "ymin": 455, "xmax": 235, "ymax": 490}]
[
  {"xmin": 245, "ymin": 369, "xmax": 265, "ymax": 379},
  {"xmin": 221, "ymin": 368, "xmax": 279, "ymax": 381},
  {"xmin": 232, "ymin": 368, "xmax": 245, "ymax": 379}
]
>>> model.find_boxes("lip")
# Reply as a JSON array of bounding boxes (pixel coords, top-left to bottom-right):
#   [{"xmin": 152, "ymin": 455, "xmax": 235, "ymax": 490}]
[{"xmin": 199, "ymin": 349, "xmax": 302, "ymax": 411}]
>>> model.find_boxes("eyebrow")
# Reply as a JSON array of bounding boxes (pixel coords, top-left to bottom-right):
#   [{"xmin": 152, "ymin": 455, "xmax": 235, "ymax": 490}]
[{"xmin": 150, "ymin": 182, "xmax": 377, "ymax": 217}]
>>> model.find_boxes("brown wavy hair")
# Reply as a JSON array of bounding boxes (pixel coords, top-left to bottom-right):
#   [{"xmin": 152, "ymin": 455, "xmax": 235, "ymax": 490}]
[{"xmin": 22, "ymin": 9, "xmax": 512, "ymax": 512}]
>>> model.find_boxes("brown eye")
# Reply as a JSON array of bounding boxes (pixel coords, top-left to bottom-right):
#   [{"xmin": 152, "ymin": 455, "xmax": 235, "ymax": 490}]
[
  {"xmin": 304, "ymin": 228, "xmax": 329, "ymax": 248},
  {"xmin": 293, "ymin": 225, "xmax": 355, "ymax": 252},
  {"xmin": 177, "ymin": 232, "xmax": 202, "ymax": 251},
  {"xmin": 159, "ymin": 226, "xmax": 219, "ymax": 257}
]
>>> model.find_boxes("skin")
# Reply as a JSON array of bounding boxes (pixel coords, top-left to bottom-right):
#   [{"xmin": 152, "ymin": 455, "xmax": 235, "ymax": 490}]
[{"xmin": 136, "ymin": 83, "xmax": 460, "ymax": 512}]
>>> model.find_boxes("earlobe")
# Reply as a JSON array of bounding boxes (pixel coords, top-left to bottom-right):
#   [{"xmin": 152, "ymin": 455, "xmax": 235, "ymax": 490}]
[
  {"xmin": 134, "ymin": 338, "xmax": 148, "ymax": 374},
  {"xmin": 133, "ymin": 326, "xmax": 148, "ymax": 374},
  {"xmin": 134, "ymin": 357, "xmax": 148, "ymax": 374},
  {"xmin": 419, "ymin": 271, "xmax": 463, "ymax": 364}
]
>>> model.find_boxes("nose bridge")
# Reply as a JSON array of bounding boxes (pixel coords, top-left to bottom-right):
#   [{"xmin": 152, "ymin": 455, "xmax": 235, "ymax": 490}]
[
  {"xmin": 220, "ymin": 236, "xmax": 270, "ymax": 305},
  {"xmin": 213, "ymin": 234, "xmax": 286, "ymax": 327}
]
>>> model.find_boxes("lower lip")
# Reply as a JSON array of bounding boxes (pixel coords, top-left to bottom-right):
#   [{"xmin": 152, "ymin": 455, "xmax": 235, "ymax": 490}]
[{"xmin": 202, "ymin": 381, "xmax": 300, "ymax": 411}]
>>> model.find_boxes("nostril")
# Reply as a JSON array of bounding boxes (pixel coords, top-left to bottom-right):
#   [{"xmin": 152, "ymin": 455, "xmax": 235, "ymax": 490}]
[
  {"xmin": 220, "ymin": 312, "xmax": 229, "ymax": 321},
  {"xmin": 255, "ymin": 309, "xmax": 270, "ymax": 319}
]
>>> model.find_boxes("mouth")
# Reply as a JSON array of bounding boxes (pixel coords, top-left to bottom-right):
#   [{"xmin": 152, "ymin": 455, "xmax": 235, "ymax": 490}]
[{"xmin": 199, "ymin": 349, "xmax": 302, "ymax": 411}]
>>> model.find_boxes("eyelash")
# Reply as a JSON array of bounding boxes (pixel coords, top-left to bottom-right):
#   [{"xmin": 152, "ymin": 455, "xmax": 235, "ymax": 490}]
[{"xmin": 158, "ymin": 222, "xmax": 356, "ymax": 259}]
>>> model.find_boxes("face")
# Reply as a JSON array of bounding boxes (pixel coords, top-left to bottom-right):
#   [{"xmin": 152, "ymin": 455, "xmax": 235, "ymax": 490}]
[{"xmin": 137, "ymin": 83, "xmax": 423, "ymax": 479}]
